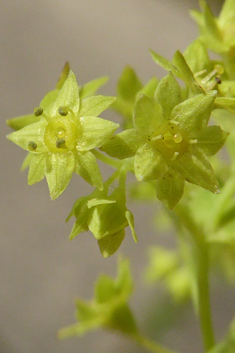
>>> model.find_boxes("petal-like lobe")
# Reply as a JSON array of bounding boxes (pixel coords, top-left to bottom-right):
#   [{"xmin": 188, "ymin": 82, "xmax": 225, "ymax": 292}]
[
  {"xmin": 78, "ymin": 96, "xmax": 116, "ymax": 117},
  {"xmin": 100, "ymin": 129, "xmax": 144, "ymax": 159},
  {"xmin": 134, "ymin": 95, "xmax": 163, "ymax": 137},
  {"xmin": 50, "ymin": 70, "xmax": 80, "ymax": 117},
  {"xmin": 28, "ymin": 154, "xmax": 46, "ymax": 185},
  {"xmin": 156, "ymin": 170, "xmax": 185, "ymax": 209},
  {"xmin": 170, "ymin": 92, "xmax": 216, "ymax": 131},
  {"xmin": 173, "ymin": 146, "xmax": 219, "ymax": 193},
  {"xmin": 7, "ymin": 120, "xmax": 48, "ymax": 152},
  {"xmin": 154, "ymin": 72, "xmax": 182, "ymax": 119},
  {"xmin": 135, "ymin": 143, "xmax": 167, "ymax": 181},
  {"xmin": 74, "ymin": 151, "xmax": 103, "ymax": 190},
  {"xmin": 45, "ymin": 152, "xmax": 75, "ymax": 199},
  {"xmin": 98, "ymin": 229, "xmax": 125, "ymax": 258},
  {"xmin": 77, "ymin": 117, "xmax": 119, "ymax": 151}
]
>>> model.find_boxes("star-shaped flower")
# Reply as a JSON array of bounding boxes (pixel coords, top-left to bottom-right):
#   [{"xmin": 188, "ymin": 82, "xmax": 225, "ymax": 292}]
[
  {"xmin": 7, "ymin": 70, "xmax": 118, "ymax": 199},
  {"xmin": 58, "ymin": 258, "xmax": 138, "ymax": 339},
  {"xmin": 101, "ymin": 72, "xmax": 229, "ymax": 209}
]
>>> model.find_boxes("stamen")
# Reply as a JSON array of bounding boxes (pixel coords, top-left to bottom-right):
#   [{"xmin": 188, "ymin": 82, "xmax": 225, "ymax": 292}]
[
  {"xmin": 189, "ymin": 139, "xmax": 198, "ymax": 144},
  {"xmin": 151, "ymin": 134, "xmax": 162, "ymax": 141},
  {"xmin": 171, "ymin": 152, "xmax": 179, "ymax": 161},
  {"xmin": 58, "ymin": 106, "xmax": 69, "ymax": 116},
  {"xmin": 56, "ymin": 138, "xmax": 66, "ymax": 149},
  {"xmin": 58, "ymin": 106, "xmax": 75, "ymax": 119},
  {"xmin": 28, "ymin": 141, "xmax": 37, "ymax": 151},
  {"xmin": 34, "ymin": 106, "xmax": 50, "ymax": 122},
  {"xmin": 194, "ymin": 69, "xmax": 207, "ymax": 78},
  {"xmin": 201, "ymin": 64, "xmax": 224, "ymax": 85},
  {"xmin": 34, "ymin": 107, "xmax": 43, "ymax": 117}
]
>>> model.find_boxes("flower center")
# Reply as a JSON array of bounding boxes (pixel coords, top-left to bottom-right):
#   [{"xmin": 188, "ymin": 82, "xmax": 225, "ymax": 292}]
[
  {"xmin": 43, "ymin": 107, "xmax": 78, "ymax": 152},
  {"xmin": 150, "ymin": 122, "xmax": 188, "ymax": 160}
]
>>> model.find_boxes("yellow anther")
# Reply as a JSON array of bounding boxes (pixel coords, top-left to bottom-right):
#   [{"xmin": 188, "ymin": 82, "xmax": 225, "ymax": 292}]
[
  {"xmin": 214, "ymin": 64, "xmax": 224, "ymax": 75},
  {"xmin": 28, "ymin": 141, "xmax": 37, "ymax": 151}
]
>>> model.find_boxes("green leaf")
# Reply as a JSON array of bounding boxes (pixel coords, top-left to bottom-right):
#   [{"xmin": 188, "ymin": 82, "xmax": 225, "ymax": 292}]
[
  {"xmin": 154, "ymin": 72, "xmax": 182, "ymax": 119},
  {"xmin": 50, "ymin": 70, "xmax": 80, "ymax": 117},
  {"xmin": 134, "ymin": 95, "xmax": 163, "ymax": 137},
  {"xmin": 134, "ymin": 143, "xmax": 167, "ymax": 181},
  {"xmin": 45, "ymin": 152, "xmax": 75, "ymax": 199},
  {"xmin": 6, "ymin": 113, "xmax": 40, "ymax": 131},
  {"xmin": 74, "ymin": 150, "xmax": 103, "ymax": 190},
  {"xmin": 80, "ymin": 76, "xmax": 109, "ymax": 99},
  {"xmin": 28, "ymin": 154, "xmax": 45, "ymax": 185},
  {"xmin": 173, "ymin": 146, "xmax": 219, "ymax": 193},
  {"xmin": 98, "ymin": 229, "xmax": 125, "ymax": 257},
  {"xmin": 100, "ymin": 129, "xmax": 144, "ymax": 159},
  {"xmin": 117, "ymin": 66, "xmax": 143, "ymax": 102},
  {"xmin": 170, "ymin": 92, "xmax": 216, "ymax": 131},
  {"xmin": 195, "ymin": 125, "xmax": 229, "ymax": 156},
  {"xmin": 76, "ymin": 116, "xmax": 119, "ymax": 151},
  {"xmin": 78, "ymin": 96, "xmax": 116, "ymax": 117},
  {"xmin": 156, "ymin": 170, "xmax": 185, "ymax": 209},
  {"xmin": 125, "ymin": 210, "xmax": 137, "ymax": 243}
]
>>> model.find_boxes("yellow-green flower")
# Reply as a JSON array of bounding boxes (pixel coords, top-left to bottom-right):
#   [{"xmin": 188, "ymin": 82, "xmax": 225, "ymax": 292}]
[
  {"xmin": 101, "ymin": 73, "xmax": 229, "ymax": 209},
  {"xmin": 58, "ymin": 258, "xmax": 138, "ymax": 338},
  {"xmin": 7, "ymin": 70, "xmax": 118, "ymax": 199},
  {"xmin": 67, "ymin": 178, "xmax": 137, "ymax": 257}
]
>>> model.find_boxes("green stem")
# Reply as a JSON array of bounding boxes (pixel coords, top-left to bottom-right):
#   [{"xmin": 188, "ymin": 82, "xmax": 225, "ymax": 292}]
[
  {"xmin": 132, "ymin": 334, "xmax": 181, "ymax": 353},
  {"xmin": 196, "ymin": 242, "xmax": 215, "ymax": 352},
  {"xmin": 92, "ymin": 149, "xmax": 123, "ymax": 169},
  {"xmin": 175, "ymin": 206, "xmax": 215, "ymax": 352}
]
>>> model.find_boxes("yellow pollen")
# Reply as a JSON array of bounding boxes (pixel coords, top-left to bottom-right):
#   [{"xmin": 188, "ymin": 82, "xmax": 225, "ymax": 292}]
[{"xmin": 214, "ymin": 64, "xmax": 224, "ymax": 75}]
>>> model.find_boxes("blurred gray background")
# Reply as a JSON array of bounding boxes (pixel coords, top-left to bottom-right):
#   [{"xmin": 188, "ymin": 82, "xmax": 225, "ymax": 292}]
[{"xmin": 1, "ymin": 1, "xmax": 231, "ymax": 353}]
